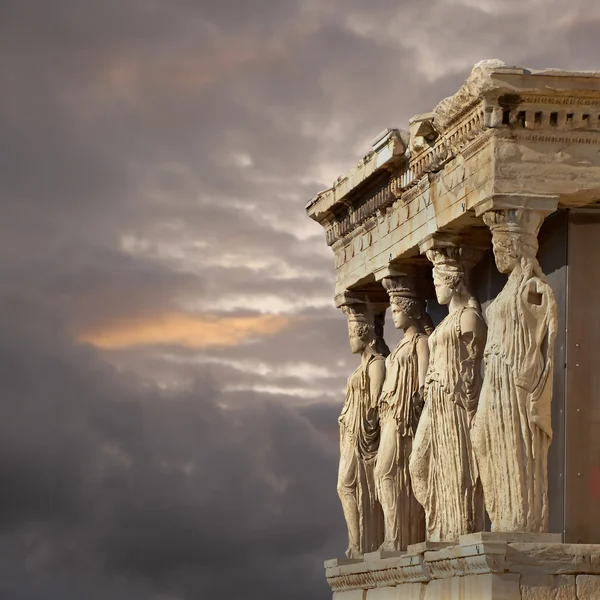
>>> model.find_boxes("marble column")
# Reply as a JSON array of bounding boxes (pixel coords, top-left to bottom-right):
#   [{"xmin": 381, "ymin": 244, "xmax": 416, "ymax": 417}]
[
  {"xmin": 374, "ymin": 272, "xmax": 430, "ymax": 551},
  {"xmin": 409, "ymin": 235, "xmax": 487, "ymax": 542},
  {"xmin": 336, "ymin": 294, "xmax": 385, "ymax": 557},
  {"xmin": 471, "ymin": 196, "xmax": 559, "ymax": 533}
]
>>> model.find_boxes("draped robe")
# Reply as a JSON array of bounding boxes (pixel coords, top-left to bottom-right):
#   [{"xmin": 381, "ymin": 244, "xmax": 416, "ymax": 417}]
[
  {"xmin": 472, "ymin": 267, "xmax": 558, "ymax": 532},
  {"xmin": 338, "ymin": 354, "xmax": 385, "ymax": 554},
  {"xmin": 410, "ymin": 307, "xmax": 485, "ymax": 542},
  {"xmin": 375, "ymin": 334, "xmax": 426, "ymax": 550}
]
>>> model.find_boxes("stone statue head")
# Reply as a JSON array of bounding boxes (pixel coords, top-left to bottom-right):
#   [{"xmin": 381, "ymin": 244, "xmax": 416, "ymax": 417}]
[
  {"xmin": 381, "ymin": 276, "xmax": 426, "ymax": 331},
  {"xmin": 426, "ymin": 246, "xmax": 481, "ymax": 307},
  {"xmin": 427, "ymin": 248, "xmax": 465, "ymax": 305},
  {"xmin": 342, "ymin": 303, "xmax": 375, "ymax": 354},
  {"xmin": 483, "ymin": 209, "xmax": 543, "ymax": 274}
]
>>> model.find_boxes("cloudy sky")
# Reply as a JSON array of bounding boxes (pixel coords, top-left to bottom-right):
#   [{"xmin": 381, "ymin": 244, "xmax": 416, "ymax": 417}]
[{"xmin": 1, "ymin": 1, "xmax": 599, "ymax": 598}]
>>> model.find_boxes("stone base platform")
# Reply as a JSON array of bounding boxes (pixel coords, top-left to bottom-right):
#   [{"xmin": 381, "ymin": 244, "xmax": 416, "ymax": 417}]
[{"xmin": 325, "ymin": 534, "xmax": 600, "ymax": 599}]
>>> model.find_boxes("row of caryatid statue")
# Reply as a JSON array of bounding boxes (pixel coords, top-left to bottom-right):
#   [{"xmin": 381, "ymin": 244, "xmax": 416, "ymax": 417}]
[{"xmin": 337, "ymin": 209, "xmax": 558, "ymax": 558}]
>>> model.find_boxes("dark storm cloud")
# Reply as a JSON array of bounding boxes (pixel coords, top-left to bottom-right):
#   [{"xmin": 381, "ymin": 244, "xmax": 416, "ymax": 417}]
[
  {"xmin": 94, "ymin": 302, "xmax": 407, "ymax": 408},
  {"xmin": 0, "ymin": 247, "xmax": 208, "ymax": 335},
  {"xmin": 0, "ymin": 292, "xmax": 341, "ymax": 599},
  {"xmin": 2, "ymin": 0, "xmax": 600, "ymax": 597}
]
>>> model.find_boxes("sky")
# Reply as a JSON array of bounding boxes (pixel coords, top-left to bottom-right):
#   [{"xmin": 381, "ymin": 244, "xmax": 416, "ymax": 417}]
[{"xmin": 1, "ymin": 1, "xmax": 599, "ymax": 598}]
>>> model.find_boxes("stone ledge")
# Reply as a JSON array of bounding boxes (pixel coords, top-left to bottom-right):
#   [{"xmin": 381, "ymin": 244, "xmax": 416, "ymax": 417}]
[
  {"xmin": 325, "ymin": 536, "xmax": 600, "ymax": 598},
  {"xmin": 505, "ymin": 543, "xmax": 600, "ymax": 575},
  {"xmin": 459, "ymin": 532, "xmax": 562, "ymax": 545}
]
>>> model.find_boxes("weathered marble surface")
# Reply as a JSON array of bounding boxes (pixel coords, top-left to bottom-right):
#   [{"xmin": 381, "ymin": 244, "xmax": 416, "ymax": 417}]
[
  {"xmin": 473, "ymin": 207, "xmax": 559, "ymax": 534},
  {"xmin": 325, "ymin": 535, "xmax": 600, "ymax": 599},
  {"xmin": 409, "ymin": 244, "xmax": 486, "ymax": 542},
  {"xmin": 306, "ymin": 60, "xmax": 600, "ymax": 299},
  {"xmin": 306, "ymin": 60, "xmax": 600, "ymax": 589},
  {"xmin": 338, "ymin": 301, "xmax": 386, "ymax": 558},
  {"xmin": 375, "ymin": 276, "xmax": 429, "ymax": 552}
]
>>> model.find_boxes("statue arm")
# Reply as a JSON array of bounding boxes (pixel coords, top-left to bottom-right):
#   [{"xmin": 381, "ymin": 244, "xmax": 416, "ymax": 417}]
[
  {"xmin": 520, "ymin": 279, "xmax": 558, "ymax": 439},
  {"xmin": 368, "ymin": 358, "xmax": 386, "ymax": 409},
  {"xmin": 416, "ymin": 335, "xmax": 430, "ymax": 390},
  {"xmin": 411, "ymin": 336, "xmax": 430, "ymax": 433},
  {"xmin": 358, "ymin": 359, "xmax": 386, "ymax": 461}
]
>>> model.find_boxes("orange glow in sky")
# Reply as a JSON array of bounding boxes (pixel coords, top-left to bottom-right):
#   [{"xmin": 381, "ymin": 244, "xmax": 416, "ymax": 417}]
[{"xmin": 79, "ymin": 313, "xmax": 290, "ymax": 350}]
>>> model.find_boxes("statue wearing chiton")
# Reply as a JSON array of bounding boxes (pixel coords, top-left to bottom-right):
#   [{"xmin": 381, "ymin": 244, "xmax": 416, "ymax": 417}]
[
  {"xmin": 337, "ymin": 302, "xmax": 385, "ymax": 558},
  {"xmin": 409, "ymin": 246, "xmax": 486, "ymax": 542},
  {"xmin": 472, "ymin": 210, "xmax": 558, "ymax": 533},
  {"xmin": 374, "ymin": 276, "xmax": 429, "ymax": 552}
]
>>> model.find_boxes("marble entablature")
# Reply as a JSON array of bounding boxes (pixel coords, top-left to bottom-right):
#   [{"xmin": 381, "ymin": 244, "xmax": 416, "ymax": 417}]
[{"xmin": 307, "ymin": 59, "xmax": 600, "ymax": 303}]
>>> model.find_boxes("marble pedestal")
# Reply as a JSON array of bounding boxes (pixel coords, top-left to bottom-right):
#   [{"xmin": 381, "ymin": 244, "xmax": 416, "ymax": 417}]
[{"xmin": 325, "ymin": 534, "xmax": 600, "ymax": 599}]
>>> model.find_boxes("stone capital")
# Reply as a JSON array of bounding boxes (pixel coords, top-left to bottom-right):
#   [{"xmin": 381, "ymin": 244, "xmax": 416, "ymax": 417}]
[
  {"xmin": 419, "ymin": 231, "xmax": 490, "ymax": 273},
  {"xmin": 477, "ymin": 195, "xmax": 558, "ymax": 256},
  {"xmin": 374, "ymin": 260, "xmax": 433, "ymax": 297},
  {"xmin": 382, "ymin": 274, "xmax": 433, "ymax": 303},
  {"xmin": 418, "ymin": 230, "xmax": 490, "ymax": 256},
  {"xmin": 336, "ymin": 290, "xmax": 391, "ymax": 358},
  {"xmin": 335, "ymin": 290, "xmax": 389, "ymax": 312},
  {"xmin": 473, "ymin": 193, "xmax": 559, "ymax": 218},
  {"xmin": 339, "ymin": 296, "xmax": 375, "ymax": 327},
  {"xmin": 336, "ymin": 290, "xmax": 367, "ymax": 309},
  {"xmin": 373, "ymin": 260, "xmax": 424, "ymax": 282}
]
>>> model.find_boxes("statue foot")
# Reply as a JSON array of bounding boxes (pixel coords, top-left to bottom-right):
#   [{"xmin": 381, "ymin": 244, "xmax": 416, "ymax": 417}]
[{"xmin": 345, "ymin": 546, "xmax": 362, "ymax": 559}]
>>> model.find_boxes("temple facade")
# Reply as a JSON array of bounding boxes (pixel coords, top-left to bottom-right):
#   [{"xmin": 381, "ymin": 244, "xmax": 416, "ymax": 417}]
[{"xmin": 306, "ymin": 60, "xmax": 600, "ymax": 600}]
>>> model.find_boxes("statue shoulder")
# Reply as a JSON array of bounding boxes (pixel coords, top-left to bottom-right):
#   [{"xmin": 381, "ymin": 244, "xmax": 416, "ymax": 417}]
[
  {"xmin": 368, "ymin": 354, "xmax": 386, "ymax": 372},
  {"xmin": 460, "ymin": 306, "xmax": 486, "ymax": 336},
  {"xmin": 367, "ymin": 355, "xmax": 386, "ymax": 393},
  {"xmin": 519, "ymin": 276, "xmax": 557, "ymax": 314},
  {"xmin": 416, "ymin": 334, "xmax": 429, "ymax": 353}
]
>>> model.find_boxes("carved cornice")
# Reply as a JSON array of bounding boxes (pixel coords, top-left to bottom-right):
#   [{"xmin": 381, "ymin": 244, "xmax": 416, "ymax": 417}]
[
  {"xmin": 400, "ymin": 177, "xmax": 430, "ymax": 208},
  {"xmin": 324, "ymin": 103, "xmax": 490, "ymax": 248},
  {"xmin": 511, "ymin": 131, "xmax": 600, "ymax": 145},
  {"xmin": 409, "ymin": 103, "xmax": 486, "ymax": 178},
  {"xmin": 323, "ymin": 105, "xmax": 600, "ymax": 248},
  {"xmin": 461, "ymin": 128, "xmax": 494, "ymax": 160},
  {"xmin": 326, "ymin": 555, "xmax": 430, "ymax": 592},
  {"xmin": 311, "ymin": 61, "xmax": 600, "ymax": 263},
  {"xmin": 423, "ymin": 543, "xmax": 508, "ymax": 580},
  {"xmin": 325, "ymin": 543, "xmax": 508, "ymax": 591},
  {"xmin": 323, "ymin": 174, "xmax": 406, "ymax": 246},
  {"xmin": 519, "ymin": 95, "xmax": 600, "ymax": 107},
  {"xmin": 327, "ymin": 564, "xmax": 429, "ymax": 592},
  {"xmin": 325, "ymin": 538, "xmax": 600, "ymax": 592},
  {"xmin": 472, "ymin": 193, "xmax": 559, "ymax": 217},
  {"xmin": 441, "ymin": 98, "xmax": 482, "ymax": 132}
]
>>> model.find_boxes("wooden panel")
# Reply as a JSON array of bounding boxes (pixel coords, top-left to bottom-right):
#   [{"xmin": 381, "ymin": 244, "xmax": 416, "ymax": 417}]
[{"xmin": 565, "ymin": 211, "xmax": 600, "ymax": 543}]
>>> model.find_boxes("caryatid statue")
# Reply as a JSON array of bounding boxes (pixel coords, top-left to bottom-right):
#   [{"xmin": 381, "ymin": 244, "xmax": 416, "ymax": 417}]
[
  {"xmin": 337, "ymin": 300, "xmax": 386, "ymax": 558},
  {"xmin": 409, "ymin": 244, "xmax": 487, "ymax": 542},
  {"xmin": 472, "ymin": 209, "xmax": 558, "ymax": 533},
  {"xmin": 375, "ymin": 275, "xmax": 429, "ymax": 552}
]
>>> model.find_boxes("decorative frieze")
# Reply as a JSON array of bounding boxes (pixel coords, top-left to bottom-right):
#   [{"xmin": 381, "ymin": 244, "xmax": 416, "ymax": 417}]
[
  {"xmin": 308, "ymin": 61, "xmax": 600, "ymax": 279},
  {"xmin": 325, "ymin": 536, "xmax": 600, "ymax": 596}
]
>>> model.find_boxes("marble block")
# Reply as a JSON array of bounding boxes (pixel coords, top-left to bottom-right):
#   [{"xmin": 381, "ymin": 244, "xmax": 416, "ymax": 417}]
[{"xmin": 325, "ymin": 534, "xmax": 600, "ymax": 600}]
